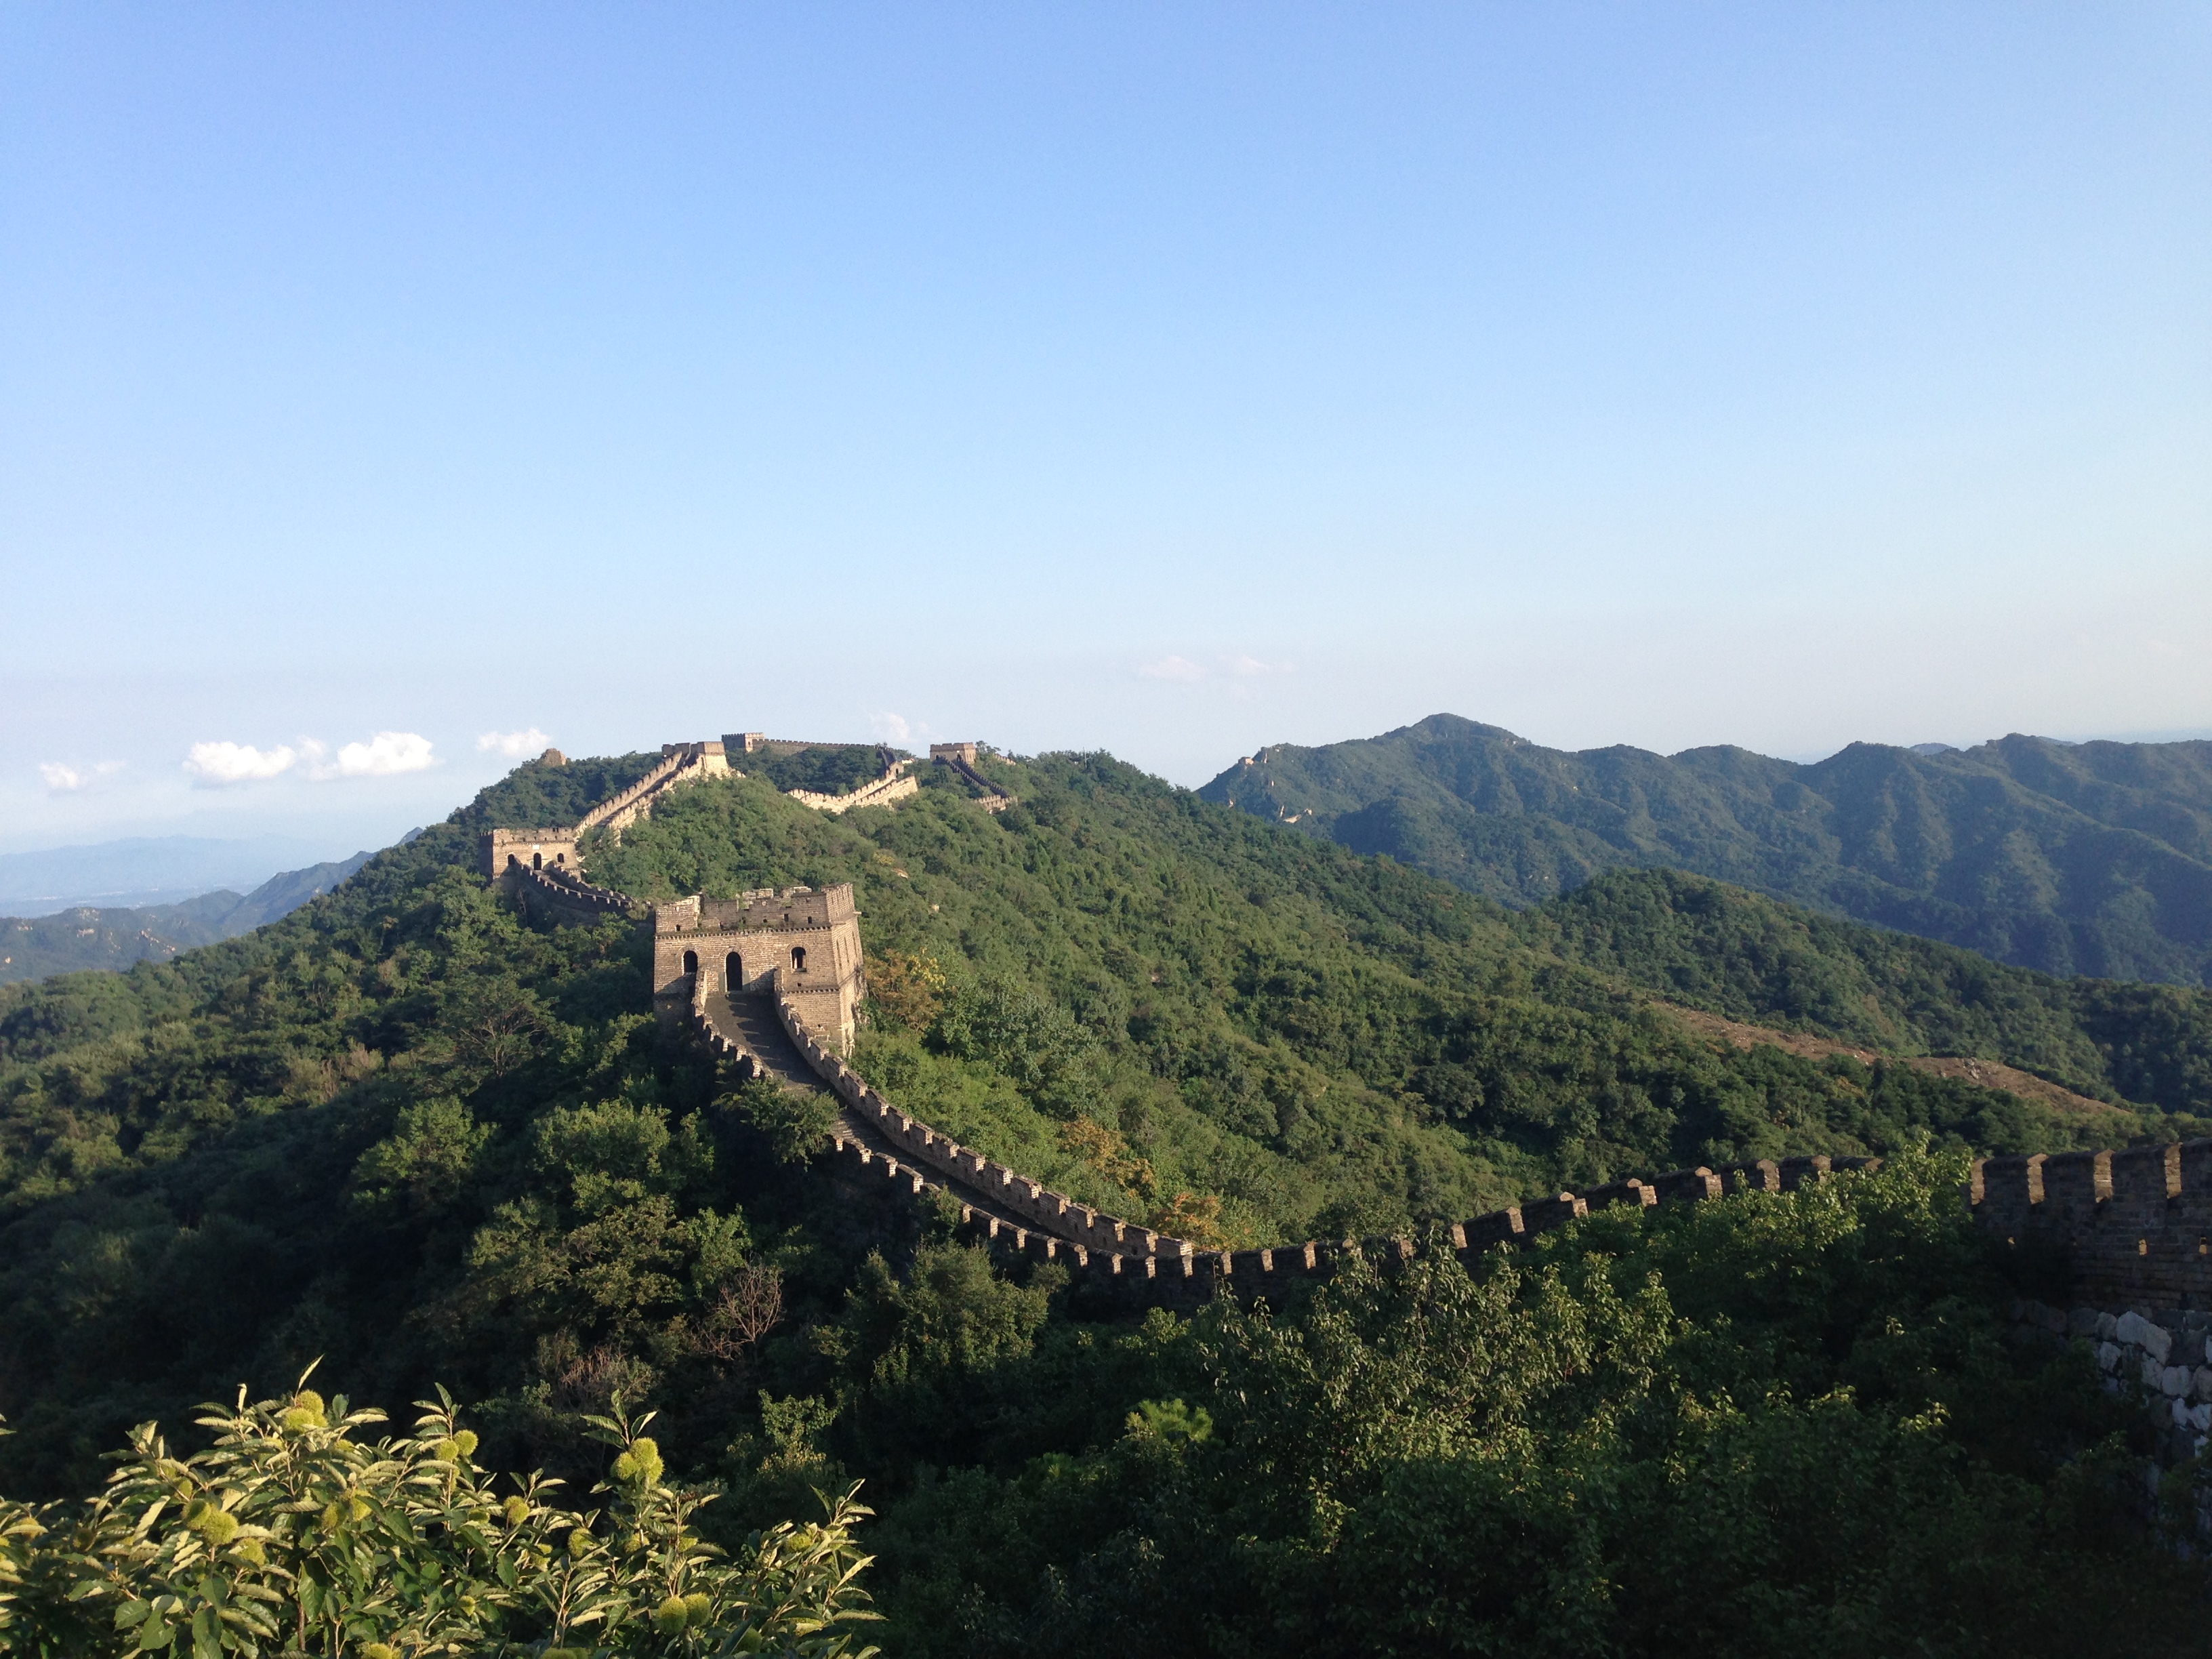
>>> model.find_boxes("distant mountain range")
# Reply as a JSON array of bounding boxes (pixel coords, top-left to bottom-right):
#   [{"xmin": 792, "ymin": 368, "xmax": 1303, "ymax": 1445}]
[
  {"xmin": 1199, "ymin": 714, "xmax": 2212, "ymax": 986},
  {"xmin": 0, "ymin": 853, "xmax": 375, "ymax": 985},
  {"xmin": 0, "ymin": 834, "xmax": 339, "ymax": 914}
]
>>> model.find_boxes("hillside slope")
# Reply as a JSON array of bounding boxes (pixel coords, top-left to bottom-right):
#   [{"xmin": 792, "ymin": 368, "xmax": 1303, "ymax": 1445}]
[
  {"xmin": 1199, "ymin": 713, "xmax": 2212, "ymax": 985},
  {"xmin": 3, "ymin": 746, "xmax": 2210, "ymax": 1499}
]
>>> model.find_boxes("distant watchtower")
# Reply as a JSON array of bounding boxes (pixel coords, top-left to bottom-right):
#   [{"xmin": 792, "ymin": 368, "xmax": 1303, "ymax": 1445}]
[{"xmin": 654, "ymin": 883, "xmax": 865, "ymax": 1053}]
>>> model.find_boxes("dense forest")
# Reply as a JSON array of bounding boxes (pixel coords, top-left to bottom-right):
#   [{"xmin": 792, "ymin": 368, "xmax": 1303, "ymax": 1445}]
[
  {"xmin": 1200, "ymin": 713, "xmax": 2212, "ymax": 985},
  {"xmin": 4, "ymin": 749, "xmax": 2211, "ymax": 1652}
]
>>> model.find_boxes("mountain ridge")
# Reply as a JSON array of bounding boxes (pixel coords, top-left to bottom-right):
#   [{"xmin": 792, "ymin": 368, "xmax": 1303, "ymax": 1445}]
[
  {"xmin": 1200, "ymin": 713, "xmax": 2212, "ymax": 985},
  {"xmin": 0, "ymin": 851, "xmax": 377, "ymax": 985}
]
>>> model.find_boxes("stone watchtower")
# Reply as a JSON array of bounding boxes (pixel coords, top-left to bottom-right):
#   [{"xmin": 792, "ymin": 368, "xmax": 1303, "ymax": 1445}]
[
  {"xmin": 482, "ymin": 828, "xmax": 581, "ymax": 879},
  {"xmin": 654, "ymin": 882, "xmax": 865, "ymax": 1053}
]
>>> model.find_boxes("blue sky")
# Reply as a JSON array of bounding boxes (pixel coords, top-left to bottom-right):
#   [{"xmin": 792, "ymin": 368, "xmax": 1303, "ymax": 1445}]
[{"xmin": 4, "ymin": 3, "xmax": 2207, "ymax": 857}]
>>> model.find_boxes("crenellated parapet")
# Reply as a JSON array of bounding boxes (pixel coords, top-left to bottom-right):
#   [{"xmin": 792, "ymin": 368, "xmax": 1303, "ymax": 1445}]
[
  {"xmin": 658, "ymin": 884, "xmax": 865, "ymax": 1053},
  {"xmin": 931, "ymin": 743, "xmax": 1016, "ymax": 813},
  {"xmin": 750, "ymin": 954, "xmax": 1893, "ymax": 1308},
  {"xmin": 513, "ymin": 862, "xmax": 640, "ymax": 924},
  {"xmin": 1973, "ymin": 1141, "xmax": 2212, "ymax": 1310},
  {"xmin": 483, "ymin": 827, "xmax": 583, "ymax": 880},
  {"xmin": 766, "ymin": 977, "xmax": 1195, "ymax": 1263},
  {"xmin": 785, "ymin": 763, "xmax": 920, "ymax": 815},
  {"xmin": 578, "ymin": 742, "xmax": 732, "ymax": 840}
]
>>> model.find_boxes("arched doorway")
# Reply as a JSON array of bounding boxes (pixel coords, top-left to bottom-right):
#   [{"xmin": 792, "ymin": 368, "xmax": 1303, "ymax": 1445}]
[
  {"xmin": 790, "ymin": 945, "xmax": 807, "ymax": 974},
  {"xmin": 725, "ymin": 951, "xmax": 743, "ymax": 992},
  {"xmin": 533, "ymin": 853, "xmax": 543, "ymax": 869},
  {"xmin": 682, "ymin": 949, "xmax": 699, "ymax": 977}
]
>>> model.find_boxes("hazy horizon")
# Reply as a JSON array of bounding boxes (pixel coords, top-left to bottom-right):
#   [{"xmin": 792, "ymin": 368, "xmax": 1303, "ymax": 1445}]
[{"xmin": 8, "ymin": 715, "xmax": 2211, "ymax": 866}]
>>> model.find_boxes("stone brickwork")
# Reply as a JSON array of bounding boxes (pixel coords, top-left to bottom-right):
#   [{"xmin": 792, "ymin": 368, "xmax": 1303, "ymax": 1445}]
[
  {"xmin": 481, "ymin": 739, "xmax": 730, "ymax": 882},
  {"xmin": 582, "ymin": 743, "xmax": 730, "ymax": 840},
  {"xmin": 657, "ymin": 884, "xmax": 865, "ymax": 1053},
  {"xmin": 2009, "ymin": 1298, "xmax": 2212, "ymax": 1482},
  {"xmin": 1973, "ymin": 1143, "xmax": 2212, "ymax": 1311},
  {"xmin": 482, "ymin": 828, "xmax": 581, "ymax": 880},
  {"xmin": 751, "ymin": 965, "xmax": 1890, "ymax": 1311},
  {"xmin": 932, "ymin": 744, "xmax": 1016, "ymax": 813},
  {"xmin": 514, "ymin": 862, "xmax": 640, "ymax": 925},
  {"xmin": 773, "ymin": 983, "xmax": 1191, "ymax": 1261},
  {"xmin": 785, "ymin": 757, "xmax": 920, "ymax": 815}
]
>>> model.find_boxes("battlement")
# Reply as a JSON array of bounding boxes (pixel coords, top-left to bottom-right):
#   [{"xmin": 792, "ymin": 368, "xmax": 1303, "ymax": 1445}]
[
  {"xmin": 786, "ymin": 761, "xmax": 920, "ymax": 815},
  {"xmin": 513, "ymin": 862, "xmax": 640, "ymax": 923},
  {"xmin": 659, "ymin": 884, "xmax": 858, "ymax": 935},
  {"xmin": 483, "ymin": 828, "xmax": 581, "ymax": 880},
  {"xmin": 1971, "ymin": 1141, "xmax": 2212, "ymax": 1310},
  {"xmin": 726, "ymin": 734, "xmax": 878, "ymax": 756},
  {"xmin": 655, "ymin": 882, "xmax": 863, "ymax": 1052},
  {"xmin": 741, "ymin": 946, "xmax": 1900, "ymax": 1309},
  {"xmin": 581, "ymin": 742, "xmax": 731, "ymax": 838},
  {"xmin": 932, "ymin": 743, "xmax": 1016, "ymax": 813}
]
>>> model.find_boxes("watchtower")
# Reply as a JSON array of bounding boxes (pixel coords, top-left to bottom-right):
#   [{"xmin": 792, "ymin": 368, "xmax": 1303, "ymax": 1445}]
[
  {"xmin": 654, "ymin": 882, "xmax": 865, "ymax": 1052},
  {"xmin": 482, "ymin": 828, "xmax": 581, "ymax": 880}
]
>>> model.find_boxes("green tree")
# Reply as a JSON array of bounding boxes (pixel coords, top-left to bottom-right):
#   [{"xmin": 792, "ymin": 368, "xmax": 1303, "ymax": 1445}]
[{"xmin": 0, "ymin": 1379, "xmax": 879, "ymax": 1658}]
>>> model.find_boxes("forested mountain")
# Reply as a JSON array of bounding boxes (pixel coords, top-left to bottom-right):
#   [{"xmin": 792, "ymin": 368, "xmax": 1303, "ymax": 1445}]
[
  {"xmin": 0, "ymin": 852, "xmax": 377, "ymax": 985},
  {"xmin": 5, "ymin": 748, "xmax": 2211, "ymax": 1652},
  {"xmin": 1198, "ymin": 714, "xmax": 2212, "ymax": 985}
]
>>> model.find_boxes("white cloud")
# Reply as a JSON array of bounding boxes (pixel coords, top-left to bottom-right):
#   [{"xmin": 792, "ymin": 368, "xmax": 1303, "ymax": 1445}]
[
  {"xmin": 39, "ymin": 761, "xmax": 121, "ymax": 792},
  {"xmin": 1225, "ymin": 653, "xmax": 1289, "ymax": 676},
  {"xmin": 187, "ymin": 731, "xmax": 437, "ymax": 785},
  {"xmin": 478, "ymin": 727, "xmax": 552, "ymax": 758},
  {"xmin": 1139, "ymin": 655, "xmax": 1208, "ymax": 682},
  {"xmin": 319, "ymin": 731, "xmax": 436, "ymax": 779},
  {"xmin": 186, "ymin": 741, "xmax": 300, "ymax": 785},
  {"xmin": 872, "ymin": 713, "xmax": 917, "ymax": 745}
]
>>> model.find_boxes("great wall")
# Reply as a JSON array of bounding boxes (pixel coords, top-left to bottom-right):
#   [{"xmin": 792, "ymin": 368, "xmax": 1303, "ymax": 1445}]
[{"xmin": 484, "ymin": 737, "xmax": 2212, "ymax": 1431}]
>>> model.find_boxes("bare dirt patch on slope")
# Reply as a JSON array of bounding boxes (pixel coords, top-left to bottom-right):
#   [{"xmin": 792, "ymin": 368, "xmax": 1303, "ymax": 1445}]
[{"xmin": 1651, "ymin": 1001, "xmax": 2132, "ymax": 1129}]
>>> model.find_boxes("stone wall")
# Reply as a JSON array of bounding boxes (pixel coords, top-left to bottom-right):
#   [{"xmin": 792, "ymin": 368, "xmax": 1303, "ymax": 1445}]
[
  {"xmin": 688, "ymin": 971, "xmax": 765, "ymax": 1082},
  {"xmin": 751, "ymin": 969, "xmax": 1888, "ymax": 1309},
  {"xmin": 1973, "ymin": 1143, "xmax": 2212, "ymax": 1311},
  {"xmin": 481, "ymin": 828, "xmax": 581, "ymax": 880},
  {"xmin": 655, "ymin": 883, "xmax": 864, "ymax": 1052},
  {"xmin": 933, "ymin": 747, "xmax": 1015, "ymax": 813},
  {"xmin": 770, "ymin": 978, "xmax": 1193, "ymax": 1261},
  {"xmin": 786, "ymin": 761, "xmax": 920, "ymax": 815},
  {"xmin": 512, "ymin": 863, "xmax": 639, "ymax": 926},
  {"xmin": 578, "ymin": 742, "xmax": 731, "ymax": 840},
  {"xmin": 2009, "ymin": 1298, "xmax": 2212, "ymax": 1471},
  {"xmin": 490, "ymin": 734, "xmax": 1925, "ymax": 1304}
]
